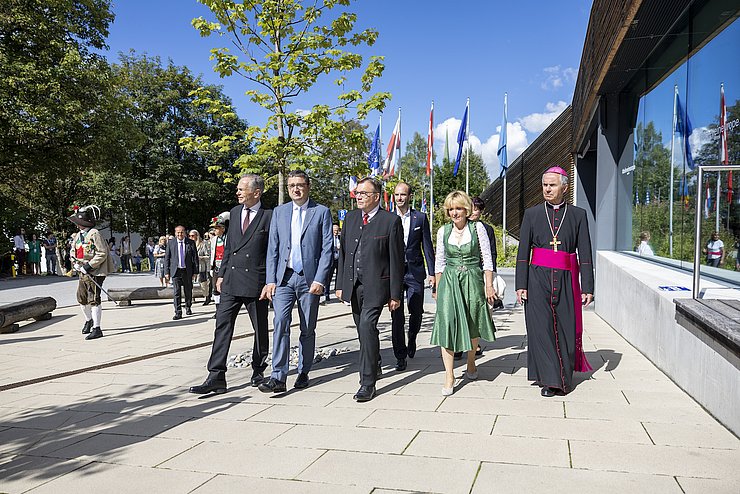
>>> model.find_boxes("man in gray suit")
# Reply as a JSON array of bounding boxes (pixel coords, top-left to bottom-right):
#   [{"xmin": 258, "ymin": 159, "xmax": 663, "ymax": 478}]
[{"xmin": 259, "ymin": 170, "xmax": 333, "ymax": 392}]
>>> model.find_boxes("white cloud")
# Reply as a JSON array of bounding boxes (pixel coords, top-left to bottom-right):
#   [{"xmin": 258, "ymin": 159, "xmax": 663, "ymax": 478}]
[
  {"xmin": 432, "ymin": 117, "xmax": 529, "ymax": 180},
  {"xmin": 519, "ymin": 101, "xmax": 568, "ymax": 134},
  {"xmin": 540, "ymin": 65, "xmax": 577, "ymax": 91},
  {"xmin": 689, "ymin": 126, "xmax": 710, "ymax": 161}
]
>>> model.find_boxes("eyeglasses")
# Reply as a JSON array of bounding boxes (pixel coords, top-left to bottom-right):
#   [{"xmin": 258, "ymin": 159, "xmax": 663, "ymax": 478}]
[
  {"xmin": 288, "ymin": 183, "xmax": 308, "ymax": 189},
  {"xmin": 355, "ymin": 191, "xmax": 378, "ymax": 198}
]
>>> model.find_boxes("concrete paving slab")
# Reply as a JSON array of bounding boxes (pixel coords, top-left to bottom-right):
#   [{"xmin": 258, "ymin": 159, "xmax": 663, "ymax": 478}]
[
  {"xmin": 22, "ymin": 461, "xmax": 213, "ymax": 494},
  {"xmin": 248, "ymin": 403, "xmax": 373, "ymax": 427},
  {"xmin": 359, "ymin": 409, "xmax": 494, "ymax": 434},
  {"xmin": 492, "ymin": 415, "xmax": 652, "ymax": 444},
  {"xmin": 297, "ymin": 450, "xmax": 479, "ymax": 494},
  {"xmin": 269, "ymin": 424, "xmax": 417, "ymax": 454},
  {"xmin": 190, "ymin": 474, "xmax": 371, "ymax": 494},
  {"xmin": 158, "ymin": 417, "xmax": 293, "ymax": 444},
  {"xmin": 159, "ymin": 441, "xmax": 325, "ymax": 478},
  {"xmin": 570, "ymin": 440, "xmax": 740, "ymax": 480},
  {"xmin": 437, "ymin": 396, "xmax": 565, "ymax": 418},
  {"xmin": 675, "ymin": 476, "xmax": 740, "ymax": 494},
  {"xmin": 405, "ymin": 431, "xmax": 570, "ymax": 468},
  {"xmin": 564, "ymin": 402, "xmax": 719, "ymax": 424},
  {"xmin": 642, "ymin": 421, "xmax": 740, "ymax": 449},
  {"xmin": 471, "ymin": 463, "xmax": 682, "ymax": 493},
  {"xmin": 39, "ymin": 432, "xmax": 201, "ymax": 467},
  {"xmin": 0, "ymin": 455, "xmax": 88, "ymax": 494}
]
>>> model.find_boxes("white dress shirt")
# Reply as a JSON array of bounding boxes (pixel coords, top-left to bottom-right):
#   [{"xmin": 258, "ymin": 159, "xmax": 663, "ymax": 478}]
[
  {"xmin": 397, "ymin": 208, "xmax": 411, "ymax": 246},
  {"xmin": 241, "ymin": 201, "xmax": 261, "ymax": 229},
  {"xmin": 287, "ymin": 201, "xmax": 308, "ymax": 270}
]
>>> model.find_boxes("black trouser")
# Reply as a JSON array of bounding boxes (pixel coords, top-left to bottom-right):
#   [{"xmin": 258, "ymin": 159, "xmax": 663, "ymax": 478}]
[
  {"xmin": 207, "ymin": 293, "xmax": 269, "ymax": 381},
  {"xmin": 351, "ymin": 281, "xmax": 383, "ymax": 387},
  {"xmin": 324, "ymin": 259, "xmax": 338, "ymax": 298},
  {"xmin": 171, "ymin": 268, "xmax": 193, "ymax": 315},
  {"xmin": 121, "ymin": 254, "xmax": 131, "ymax": 272},
  {"xmin": 390, "ymin": 274, "xmax": 424, "ymax": 360},
  {"xmin": 15, "ymin": 249, "xmax": 26, "ymax": 275}
]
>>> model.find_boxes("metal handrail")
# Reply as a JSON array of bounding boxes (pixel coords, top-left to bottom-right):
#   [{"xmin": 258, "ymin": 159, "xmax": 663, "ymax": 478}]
[{"xmin": 693, "ymin": 164, "xmax": 740, "ymax": 299}]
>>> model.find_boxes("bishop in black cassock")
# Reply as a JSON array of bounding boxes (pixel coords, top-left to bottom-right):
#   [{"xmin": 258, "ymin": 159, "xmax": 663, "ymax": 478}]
[{"xmin": 515, "ymin": 166, "xmax": 594, "ymax": 397}]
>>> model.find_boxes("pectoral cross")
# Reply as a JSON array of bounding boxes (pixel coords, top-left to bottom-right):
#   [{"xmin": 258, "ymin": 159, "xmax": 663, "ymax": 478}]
[{"xmin": 549, "ymin": 236, "xmax": 561, "ymax": 252}]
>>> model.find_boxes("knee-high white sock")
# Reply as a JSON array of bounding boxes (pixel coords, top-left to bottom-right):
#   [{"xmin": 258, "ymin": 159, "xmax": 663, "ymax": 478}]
[
  {"xmin": 80, "ymin": 304, "xmax": 92, "ymax": 321},
  {"xmin": 92, "ymin": 305, "xmax": 102, "ymax": 327}
]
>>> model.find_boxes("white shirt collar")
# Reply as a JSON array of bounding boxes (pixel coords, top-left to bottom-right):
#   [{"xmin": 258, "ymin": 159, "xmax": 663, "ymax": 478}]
[
  {"xmin": 396, "ymin": 207, "xmax": 411, "ymax": 218},
  {"xmin": 365, "ymin": 204, "xmax": 381, "ymax": 220},
  {"xmin": 292, "ymin": 200, "xmax": 309, "ymax": 211}
]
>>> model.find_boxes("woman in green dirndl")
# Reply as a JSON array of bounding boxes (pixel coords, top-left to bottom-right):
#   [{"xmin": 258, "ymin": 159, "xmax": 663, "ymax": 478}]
[{"xmin": 432, "ymin": 191, "xmax": 496, "ymax": 395}]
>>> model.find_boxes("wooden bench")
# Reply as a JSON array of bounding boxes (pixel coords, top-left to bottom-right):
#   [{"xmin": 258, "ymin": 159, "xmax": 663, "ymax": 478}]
[
  {"xmin": 674, "ymin": 299, "xmax": 740, "ymax": 358},
  {"xmin": 0, "ymin": 297, "xmax": 57, "ymax": 334},
  {"xmin": 107, "ymin": 286, "xmax": 206, "ymax": 306}
]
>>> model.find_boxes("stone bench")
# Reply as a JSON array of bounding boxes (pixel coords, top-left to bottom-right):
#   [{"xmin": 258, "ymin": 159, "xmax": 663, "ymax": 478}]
[
  {"xmin": 107, "ymin": 286, "xmax": 206, "ymax": 306},
  {"xmin": 674, "ymin": 299, "xmax": 740, "ymax": 359},
  {"xmin": 0, "ymin": 297, "xmax": 57, "ymax": 334}
]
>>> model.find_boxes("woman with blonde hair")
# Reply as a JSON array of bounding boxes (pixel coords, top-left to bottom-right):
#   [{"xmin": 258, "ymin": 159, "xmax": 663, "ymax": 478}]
[
  {"xmin": 153, "ymin": 236, "xmax": 167, "ymax": 287},
  {"xmin": 432, "ymin": 190, "xmax": 496, "ymax": 395}
]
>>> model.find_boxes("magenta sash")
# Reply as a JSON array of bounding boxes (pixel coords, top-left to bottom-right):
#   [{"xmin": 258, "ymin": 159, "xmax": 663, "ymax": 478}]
[{"xmin": 530, "ymin": 247, "xmax": 592, "ymax": 372}]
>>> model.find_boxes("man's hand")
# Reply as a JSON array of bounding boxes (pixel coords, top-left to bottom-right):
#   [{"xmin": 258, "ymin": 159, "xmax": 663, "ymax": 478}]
[
  {"xmin": 582, "ymin": 293, "xmax": 594, "ymax": 308},
  {"xmin": 260, "ymin": 283, "xmax": 276, "ymax": 301},
  {"xmin": 426, "ymin": 275, "xmax": 435, "ymax": 289},
  {"xmin": 308, "ymin": 282, "xmax": 324, "ymax": 296},
  {"xmin": 516, "ymin": 289, "xmax": 528, "ymax": 305},
  {"xmin": 74, "ymin": 263, "xmax": 88, "ymax": 275},
  {"xmin": 165, "ymin": 274, "xmax": 170, "ymax": 284},
  {"xmin": 388, "ymin": 299, "xmax": 400, "ymax": 311},
  {"xmin": 215, "ymin": 277, "xmax": 223, "ymax": 293}
]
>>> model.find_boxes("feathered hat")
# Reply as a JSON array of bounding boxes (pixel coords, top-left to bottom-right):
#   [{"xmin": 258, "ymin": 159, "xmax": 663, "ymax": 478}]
[{"xmin": 67, "ymin": 205, "xmax": 102, "ymax": 228}]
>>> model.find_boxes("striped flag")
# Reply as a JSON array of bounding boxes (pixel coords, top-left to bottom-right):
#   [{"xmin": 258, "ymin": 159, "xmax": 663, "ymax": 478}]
[
  {"xmin": 498, "ymin": 93, "xmax": 508, "ymax": 178},
  {"xmin": 427, "ymin": 102, "xmax": 433, "ymax": 176},
  {"xmin": 349, "ymin": 176, "xmax": 358, "ymax": 198},
  {"xmin": 383, "ymin": 113, "xmax": 401, "ymax": 178},
  {"xmin": 705, "ymin": 183, "xmax": 711, "ymax": 219},
  {"xmin": 420, "ymin": 196, "xmax": 427, "ymax": 213}
]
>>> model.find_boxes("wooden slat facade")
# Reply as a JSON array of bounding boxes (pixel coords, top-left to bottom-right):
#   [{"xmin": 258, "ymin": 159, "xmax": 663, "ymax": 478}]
[{"xmin": 480, "ymin": 107, "xmax": 573, "ymax": 239}]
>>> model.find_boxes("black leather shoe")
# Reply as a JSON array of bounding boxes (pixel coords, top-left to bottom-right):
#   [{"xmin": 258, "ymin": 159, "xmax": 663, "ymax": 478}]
[
  {"xmin": 395, "ymin": 358, "xmax": 407, "ymax": 371},
  {"xmin": 185, "ymin": 307, "xmax": 192, "ymax": 315},
  {"xmin": 407, "ymin": 339, "xmax": 416, "ymax": 358},
  {"xmin": 173, "ymin": 314, "xmax": 182, "ymax": 320},
  {"xmin": 85, "ymin": 327, "xmax": 103, "ymax": 340},
  {"xmin": 376, "ymin": 366, "xmax": 383, "ymax": 378},
  {"xmin": 189, "ymin": 379, "xmax": 227, "ymax": 394},
  {"xmin": 250, "ymin": 371, "xmax": 264, "ymax": 387},
  {"xmin": 541, "ymin": 387, "xmax": 557, "ymax": 397},
  {"xmin": 82, "ymin": 319, "xmax": 93, "ymax": 334},
  {"xmin": 202, "ymin": 299, "xmax": 211, "ymax": 306},
  {"xmin": 453, "ymin": 351, "xmax": 463, "ymax": 360},
  {"xmin": 353, "ymin": 385, "xmax": 376, "ymax": 402},
  {"xmin": 475, "ymin": 345, "xmax": 483, "ymax": 356},
  {"xmin": 258, "ymin": 378, "xmax": 286, "ymax": 393},
  {"xmin": 294, "ymin": 373, "xmax": 309, "ymax": 389}
]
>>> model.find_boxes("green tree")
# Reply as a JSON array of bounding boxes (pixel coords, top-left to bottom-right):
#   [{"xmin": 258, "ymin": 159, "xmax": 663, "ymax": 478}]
[
  {"xmin": 183, "ymin": 0, "xmax": 390, "ymax": 204},
  {"xmin": 396, "ymin": 131, "xmax": 429, "ymax": 204},
  {"xmin": 99, "ymin": 52, "xmax": 251, "ymax": 239},
  {"xmin": 633, "ymin": 121, "xmax": 671, "ymax": 204},
  {"xmin": 0, "ymin": 0, "xmax": 124, "ymax": 240}
]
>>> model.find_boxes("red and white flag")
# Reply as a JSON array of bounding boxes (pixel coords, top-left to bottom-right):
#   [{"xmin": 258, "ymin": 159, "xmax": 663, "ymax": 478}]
[
  {"xmin": 349, "ymin": 176, "xmax": 358, "ymax": 198},
  {"xmin": 721, "ymin": 84, "xmax": 732, "ymax": 202},
  {"xmin": 427, "ymin": 102, "xmax": 434, "ymax": 176},
  {"xmin": 383, "ymin": 113, "xmax": 401, "ymax": 178}
]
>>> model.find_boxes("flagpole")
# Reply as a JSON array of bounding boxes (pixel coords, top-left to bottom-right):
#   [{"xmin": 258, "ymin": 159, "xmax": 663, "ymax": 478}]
[
  {"xmin": 429, "ymin": 101, "xmax": 435, "ymax": 230},
  {"xmin": 716, "ymin": 82, "xmax": 724, "ymax": 232},
  {"xmin": 397, "ymin": 107, "xmax": 402, "ymax": 180},
  {"xmin": 465, "ymin": 97, "xmax": 470, "ymax": 195},
  {"xmin": 501, "ymin": 93, "xmax": 508, "ymax": 252},
  {"xmin": 669, "ymin": 85, "xmax": 677, "ymax": 256}
]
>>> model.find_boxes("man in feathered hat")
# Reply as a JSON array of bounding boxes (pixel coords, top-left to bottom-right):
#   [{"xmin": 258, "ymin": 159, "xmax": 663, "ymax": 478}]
[
  {"xmin": 208, "ymin": 211, "xmax": 229, "ymax": 315},
  {"xmin": 68, "ymin": 205, "xmax": 114, "ymax": 340}
]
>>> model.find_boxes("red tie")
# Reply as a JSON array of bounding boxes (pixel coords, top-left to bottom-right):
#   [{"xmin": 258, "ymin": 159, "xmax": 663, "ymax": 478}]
[
  {"xmin": 363, "ymin": 213, "xmax": 369, "ymax": 225},
  {"xmin": 242, "ymin": 208, "xmax": 251, "ymax": 234}
]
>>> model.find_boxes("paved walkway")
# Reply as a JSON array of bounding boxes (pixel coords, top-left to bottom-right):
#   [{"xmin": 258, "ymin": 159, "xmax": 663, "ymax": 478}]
[{"xmin": 0, "ymin": 291, "xmax": 738, "ymax": 493}]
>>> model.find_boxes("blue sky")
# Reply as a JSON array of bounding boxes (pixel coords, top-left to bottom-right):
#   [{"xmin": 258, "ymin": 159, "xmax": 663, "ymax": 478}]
[{"xmin": 104, "ymin": 0, "xmax": 593, "ymax": 179}]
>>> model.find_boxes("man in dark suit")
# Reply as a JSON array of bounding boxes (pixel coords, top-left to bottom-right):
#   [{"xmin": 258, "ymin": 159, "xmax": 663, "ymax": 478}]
[
  {"xmin": 391, "ymin": 182, "xmax": 435, "ymax": 371},
  {"xmin": 259, "ymin": 170, "xmax": 333, "ymax": 392},
  {"xmin": 323, "ymin": 223, "xmax": 341, "ymax": 303},
  {"xmin": 165, "ymin": 225, "xmax": 199, "ymax": 320},
  {"xmin": 336, "ymin": 177, "xmax": 405, "ymax": 402},
  {"xmin": 190, "ymin": 174, "xmax": 273, "ymax": 394}
]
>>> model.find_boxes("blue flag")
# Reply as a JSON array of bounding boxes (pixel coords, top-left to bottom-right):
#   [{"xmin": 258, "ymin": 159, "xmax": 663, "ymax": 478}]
[
  {"xmin": 498, "ymin": 94, "xmax": 508, "ymax": 179},
  {"xmin": 367, "ymin": 124, "xmax": 381, "ymax": 175},
  {"xmin": 675, "ymin": 94, "xmax": 695, "ymax": 170},
  {"xmin": 454, "ymin": 104, "xmax": 468, "ymax": 176}
]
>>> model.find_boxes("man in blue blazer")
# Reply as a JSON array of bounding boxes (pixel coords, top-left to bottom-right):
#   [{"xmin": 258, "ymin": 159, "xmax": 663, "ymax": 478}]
[
  {"xmin": 391, "ymin": 182, "xmax": 435, "ymax": 370},
  {"xmin": 259, "ymin": 170, "xmax": 333, "ymax": 392}
]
